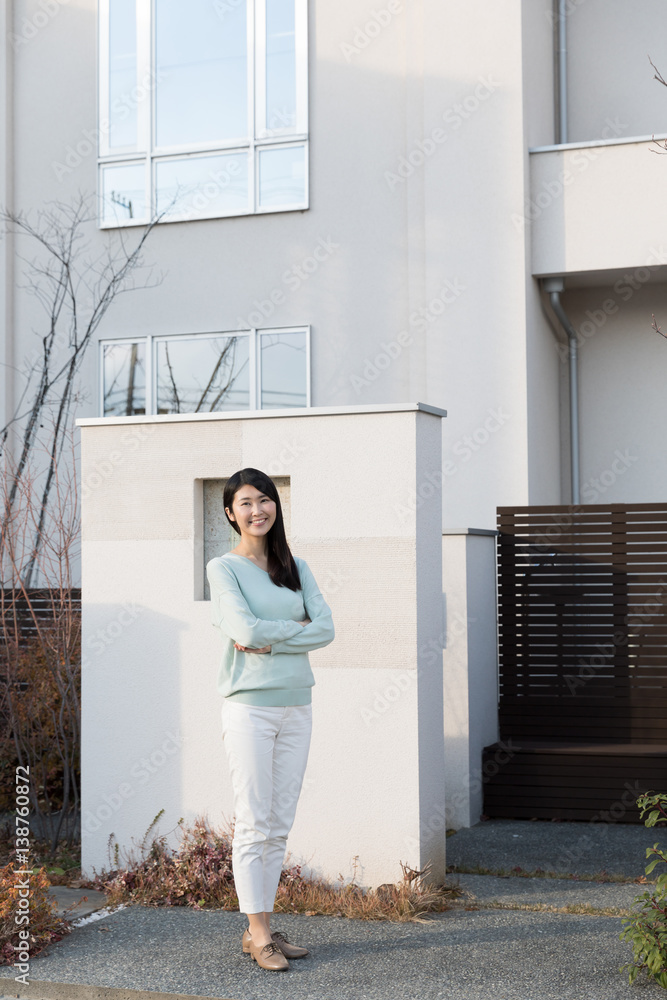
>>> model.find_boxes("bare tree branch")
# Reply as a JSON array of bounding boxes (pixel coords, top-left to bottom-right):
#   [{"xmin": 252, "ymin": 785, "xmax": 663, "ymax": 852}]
[{"xmin": 1, "ymin": 192, "xmax": 166, "ymax": 585}]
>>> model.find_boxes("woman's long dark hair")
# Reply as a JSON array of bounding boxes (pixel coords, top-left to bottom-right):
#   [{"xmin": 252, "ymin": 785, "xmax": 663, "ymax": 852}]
[{"xmin": 223, "ymin": 468, "xmax": 302, "ymax": 591}]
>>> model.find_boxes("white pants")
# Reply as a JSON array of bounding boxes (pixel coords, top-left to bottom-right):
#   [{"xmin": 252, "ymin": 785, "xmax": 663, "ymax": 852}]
[{"xmin": 221, "ymin": 699, "xmax": 313, "ymax": 914}]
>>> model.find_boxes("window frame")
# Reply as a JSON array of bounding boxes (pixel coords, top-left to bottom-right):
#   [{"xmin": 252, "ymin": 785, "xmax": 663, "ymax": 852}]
[
  {"xmin": 98, "ymin": 325, "xmax": 311, "ymax": 416},
  {"xmin": 97, "ymin": 0, "xmax": 309, "ymax": 228},
  {"xmin": 99, "ymin": 335, "xmax": 152, "ymax": 417}
]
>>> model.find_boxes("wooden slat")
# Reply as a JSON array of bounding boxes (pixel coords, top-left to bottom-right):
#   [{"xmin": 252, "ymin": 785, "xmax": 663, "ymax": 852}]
[{"xmin": 493, "ymin": 503, "xmax": 667, "ymax": 822}]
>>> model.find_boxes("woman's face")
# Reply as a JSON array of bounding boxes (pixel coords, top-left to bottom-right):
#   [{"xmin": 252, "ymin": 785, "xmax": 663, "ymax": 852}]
[{"xmin": 226, "ymin": 484, "xmax": 277, "ymax": 539}]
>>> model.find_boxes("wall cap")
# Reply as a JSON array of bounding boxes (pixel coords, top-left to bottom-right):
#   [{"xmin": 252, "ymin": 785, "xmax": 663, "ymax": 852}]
[
  {"xmin": 76, "ymin": 401, "xmax": 448, "ymax": 428},
  {"xmin": 529, "ymin": 133, "xmax": 667, "ymax": 154},
  {"xmin": 442, "ymin": 528, "xmax": 499, "ymax": 536}
]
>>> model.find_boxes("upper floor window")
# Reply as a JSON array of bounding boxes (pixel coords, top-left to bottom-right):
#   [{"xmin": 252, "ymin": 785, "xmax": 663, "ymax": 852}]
[
  {"xmin": 100, "ymin": 326, "xmax": 310, "ymax": 415},
  {"xmin": 98, "ymin": 0, "xmax": 308, "ymax": 226}
]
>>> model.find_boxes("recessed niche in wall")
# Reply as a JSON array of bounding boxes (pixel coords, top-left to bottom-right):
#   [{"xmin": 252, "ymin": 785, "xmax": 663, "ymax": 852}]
[{"xmin": 200, "ymin": 477, "xmax": 291, "ymax": 600}]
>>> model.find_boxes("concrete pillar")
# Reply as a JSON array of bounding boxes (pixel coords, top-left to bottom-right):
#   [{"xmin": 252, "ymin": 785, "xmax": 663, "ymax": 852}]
[
  {"xmin": 79, "ymin": 402, "xmax": 448, "ymax": 888},
  {"xmin": 442, "ymin": 528, "xmax": 499, "ymax": 829}
]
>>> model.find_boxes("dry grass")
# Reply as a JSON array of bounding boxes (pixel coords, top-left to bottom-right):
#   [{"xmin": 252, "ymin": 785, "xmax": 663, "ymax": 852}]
[{"xmin": 90, "ymin": 812, "xmax": 462, "ymax": 922}]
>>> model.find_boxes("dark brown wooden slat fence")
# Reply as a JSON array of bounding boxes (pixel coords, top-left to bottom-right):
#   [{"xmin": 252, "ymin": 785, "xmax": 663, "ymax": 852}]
[{"xmin": 483, "ymin": 503, "xmax": 667, "ymax": 823}]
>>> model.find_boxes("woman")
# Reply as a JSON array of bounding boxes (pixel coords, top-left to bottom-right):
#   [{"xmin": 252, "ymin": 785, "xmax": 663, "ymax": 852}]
[{"xmin": 206, "ymin": 467, "xmax": 335, "ymax": 972}]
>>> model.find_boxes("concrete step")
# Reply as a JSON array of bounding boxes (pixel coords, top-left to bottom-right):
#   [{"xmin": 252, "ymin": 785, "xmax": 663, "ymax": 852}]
[
  {"xmin": 450, "ymin": 872, "xmax": 646, "ymax": 913},
  {"xmin": 49, "ymin": 888, "xmax": 109, "ymax": 919}
]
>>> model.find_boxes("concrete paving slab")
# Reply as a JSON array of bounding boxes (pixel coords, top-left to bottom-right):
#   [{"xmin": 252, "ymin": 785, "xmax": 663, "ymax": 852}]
[
  {"xmin": 452, "ymin": 873, "xmax": 644, "ymax": 912},
  {"xmin": 49, "ymin": 888, "xmax": 109, "ymax": 918},
  {"xmin": 446, "ymin": 817, "xmax": 664, "ymax": 878}
]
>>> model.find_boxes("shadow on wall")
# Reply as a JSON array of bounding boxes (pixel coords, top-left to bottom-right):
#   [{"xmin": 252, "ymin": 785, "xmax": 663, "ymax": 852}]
[{"xmin": 80, "ymin": 603, "xmax": 195, "ymax": 873}]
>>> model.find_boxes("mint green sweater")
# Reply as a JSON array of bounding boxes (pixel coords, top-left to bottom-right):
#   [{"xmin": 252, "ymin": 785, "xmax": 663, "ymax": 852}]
[{"xmin": 206, "ymin": 552, "xmax": 335, "ymax": 706}]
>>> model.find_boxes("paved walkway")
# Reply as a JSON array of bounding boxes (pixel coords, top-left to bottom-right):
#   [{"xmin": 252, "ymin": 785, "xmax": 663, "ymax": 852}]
[
  {"xmin": 444, "ymin": 816, "xmax": 662, "ymax": 879},
  {"xmin": 0, "ymin": 818, "xmax": 665, "ymax": 1000}
]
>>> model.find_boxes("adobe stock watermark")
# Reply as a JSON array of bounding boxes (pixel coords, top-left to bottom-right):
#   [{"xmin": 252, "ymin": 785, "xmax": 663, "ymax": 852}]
[
  {"xmin": 9, "ymin": 0, "xmax": 71, "ymax": 52},
  {"xmin": 263, "ymin": 439, "xmax": 307, "ymax": 477},
  {"xmin": 403, "ymin": 739, "xmax": 519, "ymax": 852},
  {"xmin": 350, "ymin": 277, "xmax": 466, "ymax": 394},
  {"xmin": 214, "ymin": 0, "xmax": 244, "ymax": 18},
  {"xmin": 512, "ymin": 117, "xmax": 627, "ymax": 233},
  {"xmin": 385, "ymin": 76, "xmax": 500, "ymax": 190},
  {"xmin": 163, "ymin": 157, "xmax": 243, "ymax": 220},
  {"xmin": 339, "ymin": 2, "xmax": 404, "ymax": 63},
  {"xmin": 580, "ymin": 448, "xmax": 638, "ymax": 503},
  {"xmin": 360, "ymin": 612, "xmax": 473, "ymax": 726},
  {"xmin": 557, "ymin": 780, "xmax": 647, "ymax": 868},
  {"xmin": 237, "ymin": 236, "xmax": 340, "ymax": 329},
  {"xmin": 52, "ymin": 68, "xmax": 165, "ymax": 181},
  {"xmin": 81, "ymin": 728, "xmax": 184, "ymax": 839},
  {"xmin": 564, "ymin": 580, "xmax": 667, "ymax": 695},
  {"xmin": 554, "ymin": 246, "xmax": 667, "ymax": 361},
  {"xmin": 80, "ymin": 425, "xmax": 157, "ymax": 502},
  {"xmin": 81, "ymin": 602, "xmax": 146, "ymax": 671},
  {"xmin": 392, "ymin": 407, "xmax": 511, "ymax": 523},
  {"xmin": 546, "ymin": 0, "xmax": 587, "ymax": 25},
  {"xmin": 317, "ymin": 567, "xmax": 351, "ymax": 602}
]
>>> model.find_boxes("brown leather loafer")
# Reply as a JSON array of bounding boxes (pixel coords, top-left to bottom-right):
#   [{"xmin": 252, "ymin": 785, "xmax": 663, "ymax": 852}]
[
  {"xmin": 247, "ymin": 937, "xmax": 289, "ymax": 971},
  {"xmin": 243, "ymin": 927, "xmax": 308, "ymax": 959}
]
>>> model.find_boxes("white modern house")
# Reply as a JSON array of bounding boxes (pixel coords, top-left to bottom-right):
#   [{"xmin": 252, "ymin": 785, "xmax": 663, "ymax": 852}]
[{"xmin": 2, "ymin": 0, "xmax": 667, "ymax": 887}]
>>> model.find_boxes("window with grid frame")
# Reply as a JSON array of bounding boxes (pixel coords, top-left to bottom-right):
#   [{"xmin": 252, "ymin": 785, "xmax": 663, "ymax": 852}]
[
  {"xmin": 100, "ymin": 326, "xmax": 310, "ymax": 416},
  {"xmin": 98, "ymin": 0, "xmax": 308, "ymax": 227}
]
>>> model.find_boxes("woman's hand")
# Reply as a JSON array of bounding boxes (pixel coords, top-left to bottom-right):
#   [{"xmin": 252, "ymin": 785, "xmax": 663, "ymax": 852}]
[{"xmin": 300, "ymin": 617, "xmax": 311, "ymax": 626}]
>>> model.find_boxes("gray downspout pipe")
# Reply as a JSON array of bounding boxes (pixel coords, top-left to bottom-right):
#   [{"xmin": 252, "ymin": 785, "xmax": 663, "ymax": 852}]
[
  {"xmin": 543, "ymin": 278, "xmax": 580, "ymax": 504},
  {"xmin": 557, "ymin": 0, "xmax": 568, "ymax": 144}
]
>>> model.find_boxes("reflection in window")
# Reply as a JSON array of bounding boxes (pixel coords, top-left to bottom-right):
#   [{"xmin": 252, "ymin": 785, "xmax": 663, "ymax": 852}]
[
  {"xmin": 260, "ymin": 330, "xmax": 306, "ymax": 407},
  {"xmin": 103, "ymin": 342, "xmax": 146, "ymax": 416},
  {"xmin": 258, "ymin": 145, "xmax": 305, "ymax": 207},
  {"xmin": 155, "ymin": 0, "xmax": 248, "ymax": 148},
  {"xmin": 101, "ymin": 163, "xmax": 146, "ymax": 223},
  {"xmin": 156, "ymin": 335, "xmax": 250, "ymax": 413},
  {"xmin": 156, "ymin": 152, "xmax": 249, "ymax": 219},
  {"xmin": 266, "ymin": 0, "xmax": 296, "ymax": 132},
  {"xmin": 109, "ymin": 0, "xmax": 138, "ymax": 149},
  {"xmin": 99, "ymin": 0, "xmax": 307, "ymax": 225}
]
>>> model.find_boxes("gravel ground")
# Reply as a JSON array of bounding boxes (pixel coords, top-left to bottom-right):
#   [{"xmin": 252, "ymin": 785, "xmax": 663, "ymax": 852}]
[
  {"xmin": 1, "ymin": 818, "xmax": 664, "ymax": 1000},
  {"xmin": 0, "ymin": 902, "xmax": 663, "ymax": 1000}
]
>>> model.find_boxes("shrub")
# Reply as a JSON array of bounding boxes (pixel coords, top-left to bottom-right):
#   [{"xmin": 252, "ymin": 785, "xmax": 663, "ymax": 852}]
[
  {"xmin": 91, "ymin": 811, "xmax": 237, "ymax": 910},
  {"xmin": 91, "ymin": 811, "xmax": 460, "ymax": 921},
  {"xmin": 0, "ymin": 862, "xmax": 72, "ymax": 966},
  {"xmin": 619, "ymin": 792, "xmax": 667, "ymax": 988},
  {"xmin": 0, "ymin": 626, "xmax": 81, "ymax": 819}
]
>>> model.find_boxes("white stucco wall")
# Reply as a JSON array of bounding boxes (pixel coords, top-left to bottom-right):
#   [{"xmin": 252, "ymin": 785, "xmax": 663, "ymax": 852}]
[
  {"xmin": 566, "ymin": 0, "xmax": 667, "ymax": 144},
  {"xmin": 79, "ymin": 404, "xmax": 449, "ymax": 889},
  {"xmin": 6, "ymin": 0, "xmax": 667, "ymax": 535},
  {"xmin": 555, "ymin": 283, "xmax": 667, "ymax": 503},
  {"xmin": 530, "ymin": 139, "xmax": 667, "ymax": 278},
  {"xmin": 442, "ymin": 531, "xmax": 499, "ymax": 829},
  {"xmin": 521, "ymin": 0, "xmax": 563, "ymax": 504},
  {"xmin": 3, "ymin": 0, "xmax": 565, "ymax": 543}
]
